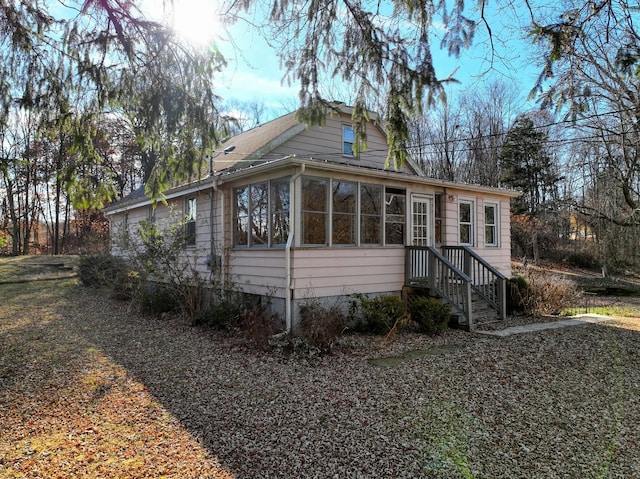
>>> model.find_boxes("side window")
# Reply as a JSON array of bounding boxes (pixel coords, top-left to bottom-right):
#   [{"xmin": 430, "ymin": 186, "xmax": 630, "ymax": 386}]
[
  {"xmin": 302, "ymin": 177, "xmax": 328, "ymax": 245},
  {"xmin": 459, "ymin": 200, "xmax": 474, "ymax": 246},
  {"xmin": 342, "ymin": 124, "xmax": 355, "ymax": 157},
  {"xmin": 147, "ymin": 206, "xmax": 155, "ymax": 225},
  {"xmin": 485, "ymin": 202, "xmax": 498, "ymax": 246},
  {"xmin": 122, "ymin": 213, "xmax": 130, "ymax": 247},
  {"xmin": 185, "ymin": 197, "xmax": 197, "ymax": 247},
  {"xmin": 385, "ymin": 187, "xmax": 405, "ymax": 245},
  {"xmin": 234, "ymin": 186, "xmax": 249, "ymax": 246}
]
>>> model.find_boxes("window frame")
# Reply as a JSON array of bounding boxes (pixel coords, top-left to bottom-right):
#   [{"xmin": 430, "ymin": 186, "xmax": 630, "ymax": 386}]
[
  {"xmin": 342, "ymin": 124, "xmax": 356, "ymax": 158},
  {"xmin": 359, "ymin": 183, "xmax": 383, "ymax": 245},
  {"xmin": 331, "ymin": 180, "xmax": 357, "ymax": 246},
  {"xmin": 484, "ymin": 201, "xmax": 499, "ymax": 247},
  {"xmin": 185, "ymin": 197, "xmax": 197, "ymax": 247},
  {"xmin": 384, "ymin": 187, "xmax": 406, "ymax": 245},
  {"xmin": 434, "ymin": 193, "xmax": 443, "ymax": 245},
  {"xmin": 458, "ymin": 199, "xmax": 475, "ymax": 246},
  {"xmin": 301, "ymin": 176, "xmax": 329, "ymax": 246},
  {"xmin": 233, "ymin": 177, "xmax": 291, "ymax": 248}
]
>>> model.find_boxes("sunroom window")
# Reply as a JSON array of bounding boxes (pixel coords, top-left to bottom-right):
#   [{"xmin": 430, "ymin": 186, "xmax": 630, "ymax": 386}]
[
  {"xmin": 332, "ymin": 180, "xmax": 357, "ymax": 245},
  {"xmin": 302, "ymin": 177, "xmax": 328, "ymax": 245},
  {"xmin": 233, "ymin": 177, "xmax": 290, "ymax": 247},
  {"xmin": 360, "ymin": 183, "xmax": 382, "ymax": 245},
  {"xmin": 385, "ymin": 187, "xmax": 406, "ymax": 245}
]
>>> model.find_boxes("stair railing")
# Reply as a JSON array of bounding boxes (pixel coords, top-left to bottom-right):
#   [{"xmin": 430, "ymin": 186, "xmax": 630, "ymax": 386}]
[
  {"xmin": 405, "ymin": 246, "xmax": 474, "ymax": 329},
  {"xmin": 441, "ymin": 246, "xmax": 507, "ymax": 320}
]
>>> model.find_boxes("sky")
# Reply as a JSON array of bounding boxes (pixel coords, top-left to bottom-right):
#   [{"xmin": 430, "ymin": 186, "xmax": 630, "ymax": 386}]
[{"xmin": 150, "ymin": 0, "xmax": 545, "ymax": 120}]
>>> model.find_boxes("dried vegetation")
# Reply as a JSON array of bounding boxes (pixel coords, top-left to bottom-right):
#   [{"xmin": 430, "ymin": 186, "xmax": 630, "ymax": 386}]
[{"xmin": 2, "ymin": 261, "xmax": 640, "ymax": 478}]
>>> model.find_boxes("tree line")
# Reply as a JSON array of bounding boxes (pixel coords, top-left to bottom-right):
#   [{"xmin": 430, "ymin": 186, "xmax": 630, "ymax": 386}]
[{"xmin": 1, "ymin": 0, "xmax": 638, "ymax": 271}]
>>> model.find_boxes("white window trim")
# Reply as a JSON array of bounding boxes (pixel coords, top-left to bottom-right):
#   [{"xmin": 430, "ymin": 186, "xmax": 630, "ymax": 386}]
[
  {"xmin": 185, "ymin": 197, "xmax": 197, "ymax": 247},
  {"xmin": 484, "ymin": 201, "xmax": 499, "ymax": 247},
  {"xmin": 458, "ymin": 198, "xmax": 475, "ymax": 246},
  {"xmin": 342, "ymin": 124, "xmax": 355, "ymax": 158}
]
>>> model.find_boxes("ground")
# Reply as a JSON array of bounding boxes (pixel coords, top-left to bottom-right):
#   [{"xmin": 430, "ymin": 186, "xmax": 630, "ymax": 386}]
[{"xmin": 1, "ymin": 256, "xmax": 640, "ymax": 478}]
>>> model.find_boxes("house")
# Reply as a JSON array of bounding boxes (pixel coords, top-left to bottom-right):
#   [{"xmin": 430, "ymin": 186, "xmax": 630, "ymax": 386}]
[{"xmin": 104, "ymin": 104, "xmax": 520, "ymax": 331}]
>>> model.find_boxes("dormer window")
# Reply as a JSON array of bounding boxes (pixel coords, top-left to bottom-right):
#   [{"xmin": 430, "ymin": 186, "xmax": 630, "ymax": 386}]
[{"xmin": 342, "ymin": 124, "xmax": 355, "ymax": 157}]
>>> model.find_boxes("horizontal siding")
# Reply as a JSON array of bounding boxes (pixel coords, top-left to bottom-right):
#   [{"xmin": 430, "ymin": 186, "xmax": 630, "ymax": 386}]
[
  {"xmin": 291, "ymin": 247, "xmax": 405, "ymax": 297},
  {"xmin": 229, "ymin": 249, "xmax": 287, "ymax": 296},
  {"xmin": 270, "ymin": 114, "xmax": 394, "ymax": 171}
]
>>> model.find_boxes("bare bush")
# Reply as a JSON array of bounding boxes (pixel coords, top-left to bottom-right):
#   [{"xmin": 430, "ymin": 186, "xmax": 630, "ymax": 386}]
[{"xmin": 524, "ymin": 270, "xmax": 583, "ymax": 316}]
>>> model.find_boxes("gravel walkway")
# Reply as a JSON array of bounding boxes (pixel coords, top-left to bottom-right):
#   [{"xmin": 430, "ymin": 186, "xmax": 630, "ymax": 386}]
[{"xmin": 3, "ymin": 282, "xmax": 640, "ymax": 478}]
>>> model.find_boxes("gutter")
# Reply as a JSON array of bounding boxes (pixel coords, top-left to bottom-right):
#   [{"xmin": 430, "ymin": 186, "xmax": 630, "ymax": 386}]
[{"xmin": 285, "ymin": 162, "xmax": 305, "ymax": 333}]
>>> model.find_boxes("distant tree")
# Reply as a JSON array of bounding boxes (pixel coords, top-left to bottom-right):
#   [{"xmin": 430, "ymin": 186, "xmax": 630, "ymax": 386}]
[
  {"xmin": 500, "ymin": 116, "xmax": 561, "ymax": 215},
  {"xmin": 410, "ymin": 101, "xmax": 464, "ymax": 181},
  {"xmin": 458, "ymin": 81, "xmax": 519, "ymax": 186},
  {"xmin": 0, "ymin": 1, "xmax": 225, "ymax": 200}
]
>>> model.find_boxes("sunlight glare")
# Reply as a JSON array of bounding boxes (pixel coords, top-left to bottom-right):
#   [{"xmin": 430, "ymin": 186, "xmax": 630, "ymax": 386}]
[{"xmin": 167, "ymin": 0, "xmax": 225, "ymax": 47}]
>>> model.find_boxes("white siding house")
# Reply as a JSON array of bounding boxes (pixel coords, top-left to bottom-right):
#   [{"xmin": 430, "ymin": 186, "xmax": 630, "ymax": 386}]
[{"xmin": 104, "ymin": 104, "xmax": 520, "ymax": 331}]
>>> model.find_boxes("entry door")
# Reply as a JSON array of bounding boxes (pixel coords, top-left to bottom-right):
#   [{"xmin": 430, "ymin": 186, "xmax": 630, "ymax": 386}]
[{"xmin": 411, "ymin": 195, "xmax": 433, "ymax": 247}]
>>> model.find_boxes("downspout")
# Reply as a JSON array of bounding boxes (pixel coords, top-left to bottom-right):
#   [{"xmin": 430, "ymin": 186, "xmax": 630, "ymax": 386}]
[
  {"xmin": 210, "ymin": 176, "xmax": 218, "ymax": 285},
  {"xmin": 285, "ymin": 162, "xmax": 305, "ymax": 333}
]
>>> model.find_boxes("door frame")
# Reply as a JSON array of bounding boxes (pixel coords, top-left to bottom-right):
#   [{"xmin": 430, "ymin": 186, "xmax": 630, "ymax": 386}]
[{"xmin": 410, "ymin": 194, "xmax": 434, "ymax": 247}]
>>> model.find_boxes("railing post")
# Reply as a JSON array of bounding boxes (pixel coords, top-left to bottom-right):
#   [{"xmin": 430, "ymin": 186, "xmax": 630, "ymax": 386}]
[
  {"xmin": 405, "ymin": 247, "xmax": 411, "ymax": 285},
  {"xmin": 498, "ymin": 277, "xmax": 507, "ymax": 320},
  {"xmin": 463, "ymin": 248, "xmax": 471, "ymax": 279},
  {"xmin": 465, "ymin": 281, "xmax": 474, "ymax": 330},
  {"xmin": 427, "ymin": 248, "xmax": 436, "ymax": 290}
]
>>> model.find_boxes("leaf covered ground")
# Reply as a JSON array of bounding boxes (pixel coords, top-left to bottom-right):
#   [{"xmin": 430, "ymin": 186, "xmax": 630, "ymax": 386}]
[{"xmin": 2, "ymin": 264, "xmax": 640, "ymax": 478}]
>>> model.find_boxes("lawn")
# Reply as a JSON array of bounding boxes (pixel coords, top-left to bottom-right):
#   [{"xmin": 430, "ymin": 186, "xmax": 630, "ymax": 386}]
[{"xmin": 1, "ymin": 257, "xmax": 640, "ymax": 478}]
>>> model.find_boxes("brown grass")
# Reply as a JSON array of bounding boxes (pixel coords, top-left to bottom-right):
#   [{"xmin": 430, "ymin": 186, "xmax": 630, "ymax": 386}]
[{"xmin": 0, "ymin": 278, "xmax": 232, "ymax": 479}]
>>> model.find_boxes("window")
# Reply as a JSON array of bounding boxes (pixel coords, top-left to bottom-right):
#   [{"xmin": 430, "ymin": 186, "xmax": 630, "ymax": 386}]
[
  {"xmin": 360, "ymin": 183, "xmax": 382, "ymax": 244},
  {"xmin": 234, "ymin": 186, "xmax": 249, "ymax": 246},
  {"xmin": 303, "ymin": 178, "xmax": 397, "ymax": 247},
  {"xmin": 434, "ymin": 194, "xmax": 443, "ymax": 244},
  {"xmin": 250, "ymin": 182, "xmax": 269, "ymax": 246},
  {"xmin": 121, "ymin": 213, "xmax": 130, "ymax": 247},
  {"xmin": 233, "ymin": 178, "xmax": 290, "ymax": 247},
  {"xmin": 385, "ymin": 188, "xmax": 405, "ymax": 245},
  {"xmin": 185, "ymin": 197, "xmax": 197, "ymax": 246},
  {"xmin": 485, "ymin": 202, "xmax": 498, "ymax": 246},
  {"xmin": 342, "ymin": 124, "xmax": 355, "ymax": 157},
  {"xmin": 271, "ymin": 178, "xmax": 290, "ymax": 245},
  {"xmin": 331, "ymin": 181, "xmax": 357, "ymax": 245},
  {"xmin": 459, "ymin": 200, "xmax": 474, "ymax": 245},
  {"xmin": 147, "ymin": 206, "xmax": 156, "ymax": 225},
  {"xmin": 302, "ymin": 177, "xmax": 328, "ymax": 245}
]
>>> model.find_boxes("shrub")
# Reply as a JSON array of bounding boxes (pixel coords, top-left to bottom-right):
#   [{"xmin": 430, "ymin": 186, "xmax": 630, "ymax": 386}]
[
  {"xmin": 526, "ymin": 270, "xmax": 582, "ymax": 316},
  {"xmin": 506, "ymin": 275, "xmax": 530, "ymax": 314},
  {"xmin": 240, "ymin": 304, "xmax": 277, "ymax": 350},
  {"xmin": 351, "ymin": 294, "xmax": 405, "ymax": 335},
  {"xmin": 299, "ymin": 299, "xmax": 346, "ymax": 352},
  {"xmin": 408, "ymin": 297, "xmax": 451, "ymax": 335},
  {"xmin": 564, "ymin": 251, "xmax": 600, "ymax": 271},
  {"xmin": 198, "ymin": 296, "xmax": 243, "ymax": 330},
  {"xmin": 140, "ymin": 286, "xmax": 179, "ymax": 316},
  {"xmin": 78, "ymin": 253, "xmax": 139, "ymax": 300}
]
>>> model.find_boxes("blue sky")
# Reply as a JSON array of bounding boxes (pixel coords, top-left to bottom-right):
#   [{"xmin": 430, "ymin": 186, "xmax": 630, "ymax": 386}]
[{"xmin": 152, "ymin": 0, "xmax": 544, "ymax": 118}]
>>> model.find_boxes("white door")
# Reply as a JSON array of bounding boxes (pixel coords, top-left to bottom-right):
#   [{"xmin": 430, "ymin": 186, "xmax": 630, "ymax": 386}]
[{"xmin": 411, "ymin": 195, "xmax": 433, "ymax": 246}]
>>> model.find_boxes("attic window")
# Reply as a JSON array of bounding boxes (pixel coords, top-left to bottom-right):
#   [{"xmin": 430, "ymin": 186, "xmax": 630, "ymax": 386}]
[{"xmin": 342, "ymin": 124, "xmax": 355, "ymax": 157}]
